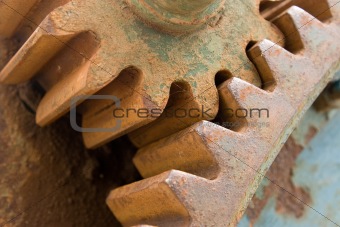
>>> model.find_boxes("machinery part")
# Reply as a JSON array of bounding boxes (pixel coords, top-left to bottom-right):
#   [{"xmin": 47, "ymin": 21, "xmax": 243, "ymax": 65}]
[
  {"xmin": 125, "ymin": 0, "xmax": 226, "ymax": 33},
  {"xmin": 107, "ymin": 4, "xmax": 340, "ymax": 227},
  {"xmin": 0, "ymin": 0, "xmax": 340, "ymax": 226},
  {"xmin": 260, "ymin": 0, "xmax": 333, "ymax": 21},
  {"xmin": 242, "ymin": 107, "xmax": 340, "ymax": 226},
  {"xmin": 0, "ymin": 0, "xmax": 283, "ymax": 149}
]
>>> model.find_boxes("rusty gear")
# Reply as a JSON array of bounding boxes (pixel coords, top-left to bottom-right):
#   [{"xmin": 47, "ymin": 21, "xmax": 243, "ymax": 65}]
[{"xmin": 0, "ymin": 0, "xmax": 340, "ymax": 226}]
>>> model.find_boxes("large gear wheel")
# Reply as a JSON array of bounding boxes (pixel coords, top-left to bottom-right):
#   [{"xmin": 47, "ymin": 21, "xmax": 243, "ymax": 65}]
[
  {"xmin": 0, "ymin": 0, "xmax": 340, "ymax": 226},
  {"xmin": 0, "ymin": 0, "xmax": 283, "ymax": 149}
]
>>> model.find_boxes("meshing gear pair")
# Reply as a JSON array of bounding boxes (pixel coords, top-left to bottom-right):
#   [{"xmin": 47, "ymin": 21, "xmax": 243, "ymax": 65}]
[{"xmin": 0, "ymin": 0, "xmax": 339, "ymax": 226}]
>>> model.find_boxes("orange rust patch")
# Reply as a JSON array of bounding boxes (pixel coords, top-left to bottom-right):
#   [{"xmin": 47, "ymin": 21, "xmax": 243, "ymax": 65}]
[
  {"xmin": 246, "ymin": 136, "xmax": 312, "ymax": 225},
  {"xmin": 305, "ymin": 126, "xmax": 318, "ymax": 144}
]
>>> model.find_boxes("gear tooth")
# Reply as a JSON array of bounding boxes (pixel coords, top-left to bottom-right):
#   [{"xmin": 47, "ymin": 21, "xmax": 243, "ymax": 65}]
[
  {"xmin": 220, "ymin": 77, "xmax": 268, "ymax": 109},
  {"xmin": 247, "ymin": 39, "xmax": 287, "ymax": 88},
  {"xmin": 81, "ymin": 67, "xmax": 160, "ymax": 149},
  {"xmin": 282, "ymin": 6, "xmax": 323, "ymax": 27},
  {"xmin": 0, "ymin": 0, "xmax": 72, "ymax": 40},
  {"xmin": 129, "ymin": 80, "xmax": 219, "ymax": 148},
  {"xmin": 261, "ymin": 0, "xmax": 335, "ymax": 22},
  {"xmin": 34, "ymin": 31, "xmax": 101, "ymax": 127},
  {"xmin": 327, "ymin": 0, "xmax": 340, "ymax": 16},
  {"xmin": 118, "ymin": 120, "xmax": 272, "ymax": 227},
  {"xmin": 1, "ymin": 1, "xmax": 340, "ymax": 226},
  {"xmin": 36, "ymin": 60, "xmax": 93, "ymax": 126},
  {"xmin": 106, "ymin": 170, "xmax": 191, "ymax": 227},
  {"xmin": 0, "ymin": 27, "xmax": 76, "ymax": 84},
  {"xmin": 0, "ymin": 0, "xmax": 39, "ymax": 38},
  {"xmin": 247, "ymin": 39, "xmax": 303, "ymax": 91},
  {"xmin": 0, "ymin": 0, "xmax": 78, "ymax": 84},
  {"xmin": 133, "ymin": 121, "xmax": 229, "ymax": 180},
  {"xmin": 217, "ymin": 78, "xmax": 270, "ymax": 131},
  {"xmin": 111, "ymin": 121, "xmax": 246, "ymax": 226},
  {"xmin": 249, "ymin": 38, "xmax": 286, "ymax": 55},
  {"xmin": 273, "ymin": 6, "xmax": 329, "ymax": 53}
]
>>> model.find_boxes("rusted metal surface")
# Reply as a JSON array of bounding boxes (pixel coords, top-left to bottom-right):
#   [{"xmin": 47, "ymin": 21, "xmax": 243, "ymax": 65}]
[
  {"xmin": 0, "ymin": 0, "xmax": 283, "ymax": 149},
  {"xmin": 125, "ymin": 0, "xmax": 227, "ymax": 33},
  {"xmin": 240, "ymin": 109, "xmax": 340, "ymax": 227},
  {"xmin": 245, "ymin": 136, "xmax": 311, "ymax": 224},
  {"xmin": 260, "ymin": 0, "xmax": 333, "ymax": 21},
  {"xmin": 1, "ymin": 0, "xmax": 340, "ymax": 226},
  {"xmin": 107, "ymin": 4, "xmax": 340, "ymax": 226},
  {"xmin": 242, "ymin": 107, "xmax": 331, "ymax": 226}
]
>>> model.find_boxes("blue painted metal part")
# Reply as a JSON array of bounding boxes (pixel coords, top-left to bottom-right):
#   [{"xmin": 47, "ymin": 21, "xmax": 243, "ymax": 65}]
[{"xmin": 239, "ymin": 110, "xmax": 340, "ymax": 227}]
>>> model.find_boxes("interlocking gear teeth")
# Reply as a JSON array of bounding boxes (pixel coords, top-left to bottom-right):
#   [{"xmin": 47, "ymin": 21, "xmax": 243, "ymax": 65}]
[
  {"xmin": 35, "ymin": 31, "xmax": 101, "ymax": 126},
  {"xmin": 0, "ymin": 15, "xmax": 102, "ymax": 126},
  {"xmin": 274, "ymin": 6, "xmax": 336, "ymax": 54},
  {"xmin": 107, "ymin": 6, "xmax": 340, "ymax": 226},
  {"xmin": 217, "ymin": 77, "xmax": 273, "ymax": 131},
  {"xmin": 261, "ymin": 0, "xmax": 333, "ymax": 22},
  {"xmin": 80, "ymin": 67, "xmax": 159, "ymax": 149},
  {"xmin": 133, "ymin": 121, "xmax": 221, "ymax": 179},
  {"xmin": 0, "ymin": 0, "xmax": 283, "ymax": 149},
  {"xmin": 127, "ymin": 81, "xmax": 219, "ymax": 148},
  {"xmin": 1, "ymin": 1, "xmax": 339, "ymax": 225}
]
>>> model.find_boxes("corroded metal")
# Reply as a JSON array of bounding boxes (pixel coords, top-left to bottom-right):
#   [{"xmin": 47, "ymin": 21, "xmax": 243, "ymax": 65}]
[
  {"xmin": 125, "ymin": 0, "xmax": 226, "ymax": 33},
  {"xmin": 107, "ymin": 4, "xmax": 340, "ymax": 226},
  {"xmin": 241, "ymin": 110, "xmax": 340, "ymax": 226},
  {"xmin": 1, "ymin": 0, "xmax": 340, "ymax": 226},
  {"xmin": 260, "ymin": 0, "xmax": 333, "ymax": 22},
  {"xmin": 0, "ymin": 0, "xmax": 282, "ymax": 149}
]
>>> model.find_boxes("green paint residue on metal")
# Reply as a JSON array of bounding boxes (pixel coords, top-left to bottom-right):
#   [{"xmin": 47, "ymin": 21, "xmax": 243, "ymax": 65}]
[{"xmin": 183, "ymin": 64, "xmax": 209, "ymax": 79}]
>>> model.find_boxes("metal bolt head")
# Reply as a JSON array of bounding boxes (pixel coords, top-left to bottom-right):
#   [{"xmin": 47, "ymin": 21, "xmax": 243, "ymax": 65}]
[
  {"xmin": 125, "ymin": 0, "xmax": 225, "ymax": 33},
  {"xmin": 154, "ymin": 0, "xmax": 218, "ymax": 15}
]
